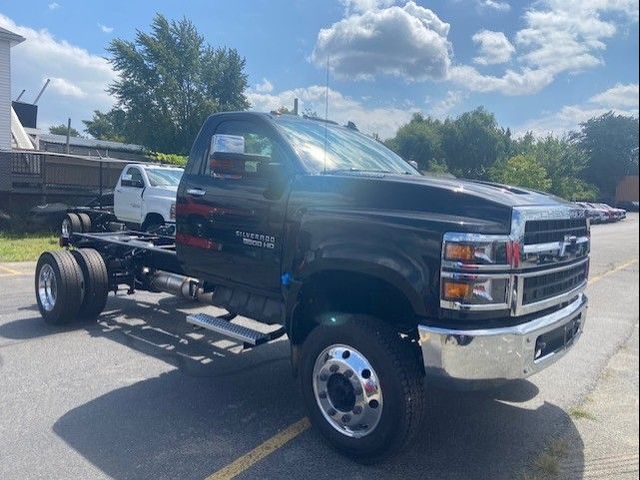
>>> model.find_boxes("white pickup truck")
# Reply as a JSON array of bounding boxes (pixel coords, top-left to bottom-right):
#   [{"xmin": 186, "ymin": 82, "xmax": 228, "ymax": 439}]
[{"xmin": 114, "ymin": 164, "xmax": 183, "ymax": 231}]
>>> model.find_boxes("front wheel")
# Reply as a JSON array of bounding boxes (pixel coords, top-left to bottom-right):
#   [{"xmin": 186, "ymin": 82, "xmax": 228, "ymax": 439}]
[{"xmin": 299, "ymin": 315, "xmax": 426, "ymax": 461}]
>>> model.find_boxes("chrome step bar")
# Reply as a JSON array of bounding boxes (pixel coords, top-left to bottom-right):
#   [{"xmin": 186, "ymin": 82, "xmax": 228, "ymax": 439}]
[{"xmin": 186, "ymin": 313, "xmax": 285, "ymax": 347}]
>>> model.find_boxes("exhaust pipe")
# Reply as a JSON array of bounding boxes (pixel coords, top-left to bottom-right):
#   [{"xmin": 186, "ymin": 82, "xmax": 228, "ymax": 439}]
[
  {"xmin": 147, "ymin": 270, "xmax": 235, "ymax": 320},
  {"xmin": 148, "ymin": 271, "xmax": 198, "ymax": 299}
]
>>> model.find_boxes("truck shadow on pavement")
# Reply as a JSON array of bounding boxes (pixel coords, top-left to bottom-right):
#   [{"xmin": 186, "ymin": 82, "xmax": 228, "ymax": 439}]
[{"xmin": 1, "ymin": 294, "xmax": 585, "ymax": 479}]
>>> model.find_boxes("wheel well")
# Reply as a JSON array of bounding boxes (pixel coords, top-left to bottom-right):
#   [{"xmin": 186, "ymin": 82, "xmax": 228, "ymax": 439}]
[
  {"xmin": 290, "ymin": 270, "xmax": 418, "ymax": 345},
  {"xmin": 143, "ymin": 212, "xmax": 165, "ymax": 225}
]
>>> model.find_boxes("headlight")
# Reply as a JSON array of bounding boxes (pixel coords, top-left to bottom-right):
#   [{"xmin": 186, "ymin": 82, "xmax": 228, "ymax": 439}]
[{"xmin": 442, "ymin": 233, "xmax": 510, "ymax": 269}]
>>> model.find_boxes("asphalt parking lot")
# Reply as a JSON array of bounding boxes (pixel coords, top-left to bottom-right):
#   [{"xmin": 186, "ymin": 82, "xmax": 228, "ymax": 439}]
[{"xmin": 0, "ymin": 214, "xmax": 638, "ymax": 480}]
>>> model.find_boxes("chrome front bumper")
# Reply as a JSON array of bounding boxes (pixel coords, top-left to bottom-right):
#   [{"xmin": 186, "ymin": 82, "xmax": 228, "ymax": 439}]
[{"xmin": 418, "ymin": 294, "xmax": 587, "ymax": 389}]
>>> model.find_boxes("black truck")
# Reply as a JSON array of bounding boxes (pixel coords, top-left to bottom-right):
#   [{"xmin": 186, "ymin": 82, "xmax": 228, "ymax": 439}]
[{"xmin": 34, "ymin": 112, "xmax": 590, "ymax": 460}]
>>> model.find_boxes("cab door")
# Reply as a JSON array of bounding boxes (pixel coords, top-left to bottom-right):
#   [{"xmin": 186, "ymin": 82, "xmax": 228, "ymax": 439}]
[
  {"xmin": 176, "ymin": 119, "xmax": 291, "ymax": 293},
  {"xmin": 115, "ymin": 166, "xmax": 145, "ymax": 224}
]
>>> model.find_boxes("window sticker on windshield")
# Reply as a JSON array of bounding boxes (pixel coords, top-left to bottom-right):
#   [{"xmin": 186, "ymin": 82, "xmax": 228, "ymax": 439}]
[{"xmin": 212, "ymin": 134, "xmax": 245, "ymax": 154}]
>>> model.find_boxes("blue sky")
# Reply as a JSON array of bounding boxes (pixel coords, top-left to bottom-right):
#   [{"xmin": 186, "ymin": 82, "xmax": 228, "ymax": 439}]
[{"xmin": 1, "ymin": 0, "xmax": 638, "ymax": 139}]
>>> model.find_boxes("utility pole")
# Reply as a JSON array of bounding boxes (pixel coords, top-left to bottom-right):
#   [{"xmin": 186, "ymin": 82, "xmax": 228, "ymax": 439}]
[{"xmin": 65, "ymin": 118, "xmax": 71, "ymax": 154}]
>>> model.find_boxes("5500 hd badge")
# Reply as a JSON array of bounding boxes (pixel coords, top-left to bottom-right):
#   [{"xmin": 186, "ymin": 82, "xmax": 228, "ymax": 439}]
[{"xmin": 236, "ymin": 231, "xmax": 276, "ymax": 249}]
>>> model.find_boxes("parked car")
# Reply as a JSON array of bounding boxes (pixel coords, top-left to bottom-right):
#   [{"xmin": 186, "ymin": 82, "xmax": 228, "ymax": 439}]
[
  {"xmin": 114, "ymin": 164, "xmax": 184, "ymax": 231},
  {"xmin": 576, "ymin": 202, "xmax": 609, "ymax": 224},
  {"xmin": 594, "ymin": 203, "xmax": 626, "ymax": 221}
]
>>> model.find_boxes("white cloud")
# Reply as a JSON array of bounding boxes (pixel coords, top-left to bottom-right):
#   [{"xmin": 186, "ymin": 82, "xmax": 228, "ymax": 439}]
[
  {"xmin": 0, "ymin": 14, "xmax": 115, "ymax": 130},
  {"xmin": 48, "ymin": 77, "xmax": 87, "ymax": 98},
  {"xmin": 430, "ymin": 90, "xmax": 467, "ymax": 117},
  {"xmin": 516, "ymin": 83, "xmax": 639, "ymax": 135},
  {"xmin": 340, "ymin": 0, "xmax": 396, "ymax": 14},
  {"xmin": 452, "ymin": 0, "xmax": 638, "ymax": 95},
  {"xmin": 254, "ymin": 78, "xmax": 274, "ymax": 93},
  {"xmin": 48, "ymin": 2, "xmax": 60, "ymax": 10},
  {"xmin": 589, "ymin": 83, "xmax": 639, "ymax": 108},
  {"xmin": 312, "ymin": 1, "xmax": 451, "ymax": 81},
  {"xmin": 449, "ymin": 65, "xmax": 554, "ymax": 96},
  {"xmin": 98, "ymin": 23, "xmax": 114, "ymax": 34},
  {"xmin": 247, "ymin": 84, "xmax": 415, "ymax": 139},
  {"xmin": 472, "ymin": 30, "xmax": 515, "ymax": 65},
  {"xmin": 478, "ymin": 0, "xmax": 511, "ymax": 12}
]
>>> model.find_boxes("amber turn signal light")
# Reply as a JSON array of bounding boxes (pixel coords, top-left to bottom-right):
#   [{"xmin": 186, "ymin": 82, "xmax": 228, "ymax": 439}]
[
  {"xmin": 444, "ymin": 243, "xmax": 475, "ymax": 262},
  {"xmin": 442, "ymin": 280, "xmax": 473, "ymax": 300}
]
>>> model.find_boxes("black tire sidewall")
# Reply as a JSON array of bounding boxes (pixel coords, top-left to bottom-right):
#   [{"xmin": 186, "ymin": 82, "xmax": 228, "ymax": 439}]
[
  {"xmin": 299, "ymin": 315, "xmax": 419, "ymax": 460},
  {"xmin": 35, "ymin": 251, "xmax": 83, "ymax": 325},
  {"xmin": 77, "ymin": 213, "xmax": 91, "ymax": 233},
  {"xmin": 71, "ymin": 249, "xmax": 108, "ymax": 320},
  {"xmin": 65, "ymin": 213, "xmax": 82, "ymax": 236}
]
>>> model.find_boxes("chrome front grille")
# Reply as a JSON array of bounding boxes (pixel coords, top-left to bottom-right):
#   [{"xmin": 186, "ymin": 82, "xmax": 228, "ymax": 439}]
[
  {"xmin": 522, "ymin": 260, "xmax": 589, "ymax": 305},
  {"xmin": 512, "ymin": 206, "xmax": 590, "ymax": 316},
  {"xmin": 524, "ymin": 218, "xmax": 589, "ymax": 245}
]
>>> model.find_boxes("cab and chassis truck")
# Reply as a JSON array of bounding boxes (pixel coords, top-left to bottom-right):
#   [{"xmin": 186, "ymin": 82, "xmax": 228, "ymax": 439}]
[{"xmin": 34, "ymin": 112, "xmax": 590, "ymax": 460}]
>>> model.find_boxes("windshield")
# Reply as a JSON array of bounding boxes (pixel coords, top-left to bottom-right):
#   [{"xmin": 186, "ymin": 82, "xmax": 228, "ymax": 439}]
[
  {"xmin": 146, "ymin": 168, "xmax": 183, "ymax": 187},
  {"xmin": 274, "ymin": 116, "xmax": 419, "ymax": 175}
]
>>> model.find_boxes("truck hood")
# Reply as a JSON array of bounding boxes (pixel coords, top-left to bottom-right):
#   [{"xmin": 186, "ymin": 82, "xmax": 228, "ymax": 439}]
[
  {"xmin": 375, "ymin": 173, "xmax": 571, "ymax": 208},
  {"xmin": 291, "ymin": 172, "xmax": 573, "ymax": 235},
  {"xmin": 146, "ymin": 185, "xmax": 178, "ymax": 198}
]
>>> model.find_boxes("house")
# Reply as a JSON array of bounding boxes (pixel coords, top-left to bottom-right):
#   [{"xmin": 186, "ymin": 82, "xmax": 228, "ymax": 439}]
[{"xmin": 0, "ymin": 26, "xmax": 25, "ymax": 151}]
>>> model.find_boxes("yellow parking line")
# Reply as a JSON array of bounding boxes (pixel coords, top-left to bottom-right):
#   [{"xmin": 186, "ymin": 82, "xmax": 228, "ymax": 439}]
[
  {"xmin": 203, "ymin": 258, "xmax": 639, "ymax": 480},
  {"xmin": 0, "ymin": 264, "xmax": 22, "ymax": 275},
  {"xmin": 589, "ymin": 258, "xmax": 638, "ymax": 285},
  {"xmin": 205, "ymin": 418, "xmax": 310, "ymax": 480}
]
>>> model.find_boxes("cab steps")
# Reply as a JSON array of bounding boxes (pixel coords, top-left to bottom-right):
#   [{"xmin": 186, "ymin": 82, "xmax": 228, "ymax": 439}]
[{"xmin": 186, "ymin": 312, "xmax": 285, "ymax": 347}]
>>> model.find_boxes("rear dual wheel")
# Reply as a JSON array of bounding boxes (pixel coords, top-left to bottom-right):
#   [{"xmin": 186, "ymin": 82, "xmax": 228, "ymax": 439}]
[
  {"xmin": 71, "ymin": 249, "xmax": 109, "ymax": 320},
  {"xmin": 35, "ymin": 249, "xmax": 109, "ymax": 325},
  {"xmin": 61, "ymin": 213, "xmax": 92, "ymax": 239}
]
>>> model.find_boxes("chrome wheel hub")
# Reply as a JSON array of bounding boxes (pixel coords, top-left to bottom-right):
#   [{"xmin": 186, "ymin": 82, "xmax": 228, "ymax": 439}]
[
  {"xmin": 312, "ymin": 344, "xmax": 383, "ymax": 438},
  {"xmin": 38, "ymin": 264, "xmax": 57, "ymax": 312},
  {"xmin": 61, "ymin": 218, "xmax": 71, "ymax": 238}
]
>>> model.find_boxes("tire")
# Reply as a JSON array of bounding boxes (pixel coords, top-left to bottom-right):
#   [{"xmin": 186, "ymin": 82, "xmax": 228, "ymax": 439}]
[
  {"xmin": 35, "ymin": 250, "xmax": 84, "ymax": 325},
  {"xmin": 61, "ymin": 213, "xmax": 82, "ymax": 239},
  {"xmin": 299, "ymin": 315, "xmax": 425, "ymax": 461},
  {"xmin": 71, "ymin": 248, "xmax": 109, "ymax": 320},
  {"xmin": 77, "ymin": 213, "xmax": 92, "ymax": 233}
]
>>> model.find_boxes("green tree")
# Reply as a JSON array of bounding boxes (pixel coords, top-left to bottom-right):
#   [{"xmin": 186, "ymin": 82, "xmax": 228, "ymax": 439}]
[
  {"xmin": 441, "ymin": 107, "xmax": 511, "ymax": 179},
  {"xmin": 49, "ymin": 124, "xmax": 82, "ymax": 137},
  {"xmin": 385, "ymin": 113, "xmax": 443, "ymax": 170},
  {"xmin": 573, "ymin": 112, "xmax": 639, "ymax": 198},
  {"xmin": 83, "ymin": 109, "xmax": 127, "ymax": 142},
  {"xmin": 89, "ymin": 14, "xmax": 250, "ymax": 153},
  {"xmin": 511, "ymin": 134, "xmax": 597, "ymax": 200},
  {"xmin": 490, "ymin": 154, "xmax": 552, "ymax": 191}
]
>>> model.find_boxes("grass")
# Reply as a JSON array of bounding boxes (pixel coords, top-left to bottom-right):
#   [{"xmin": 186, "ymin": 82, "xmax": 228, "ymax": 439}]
[
  {"xmin": 569, "ymin": 406, "xmax": 597, "ymax": 421},
  {"xmin": 522, "ymin": 439, "xmax": 570, "ymax": 480},
  {"xmin": 0, "ymin": 233, "xmax": 59, "ymax": 262}
]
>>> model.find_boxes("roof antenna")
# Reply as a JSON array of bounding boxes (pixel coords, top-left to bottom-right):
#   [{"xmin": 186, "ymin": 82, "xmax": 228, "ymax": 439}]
[{"xmin": 323, "ymin": 54, "xmax": 330, "ymax": 174}]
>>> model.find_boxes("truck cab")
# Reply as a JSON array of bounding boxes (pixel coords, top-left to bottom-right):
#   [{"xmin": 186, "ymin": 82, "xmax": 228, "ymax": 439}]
[{"xmin": 114, "ymin": 164, "xmax": 183, "ymax": 231}]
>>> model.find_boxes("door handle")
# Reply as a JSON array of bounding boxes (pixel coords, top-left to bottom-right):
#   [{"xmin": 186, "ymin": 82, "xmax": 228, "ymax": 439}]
[{"xmin": 186, "ymin": 188, "xmax": 206, "ymax": 197}]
